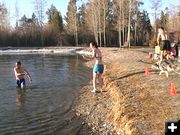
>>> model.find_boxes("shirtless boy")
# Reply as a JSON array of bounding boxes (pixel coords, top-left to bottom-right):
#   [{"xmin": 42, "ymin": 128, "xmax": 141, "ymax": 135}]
[
  {"xmin": 90, "ymin": 42, "xmax": 104, "ymax": 93},
  {"xmin": 157, "ymin": 27, "xmax": 170, "ymax": 61},
  {"xmin": 14, "ymin": 61, "xmax": 32, "ymax": 88}
]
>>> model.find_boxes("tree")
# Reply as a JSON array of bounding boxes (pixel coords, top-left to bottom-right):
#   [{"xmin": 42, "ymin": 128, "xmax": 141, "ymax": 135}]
[
  {"xmin": 46, "ymin": 5, "xmax": 63, "ymax": 46},
  {"xmin": 159, "ymin": 8, "xmax": 169, "ymax": 29},
  {"xmin": 82, "ymin": 0, "xmax": 110, "ymax": 46},
  {"xmin": 151, "ymin": 0, "xmax": 162, "ymax": 39},
  {"xmin": 113, "ymin": 0, "xmax": 141, "ymax": 47},
  {"xmin": 0, "ymin": 3, "xmax": 8, "ymax": 30},
  {"xmin": 65, "ymin": 0, "xmax": 78, "ymax": 46},
  {"xmin": 31, "ymin": 13, "xmax": 38, "ymax": 26},
  {"xmin": 15, "ymin": 0, "xmax": 19, "ymax": 27},
  {"xmin": 46, "ymin": 4, "xmax": 58, "ymax": 23},
  {"xmin": 135, "ymin": 10, "xmax": 152, "ymax": 45},
  {"xmin": 77, "ymin": 3, "xmax": 91, "ymax": 44},
  {"xmin": 46, "ymin": 5, "xmax": 63, "ymax": 32},
  {"xmin": 19, "ymin": 15, "xmax": 27, "ymax": 27},
  {"xmin": 168, "ymin": 5, "xmax": 180, "ymax": 32},
  {"xmin": 34, "ymin": 0, "xmax": 46, "ymax": 46},
  {"xmin": 51, "ymin": 11, "xmax": 63, "ymax": 32}
]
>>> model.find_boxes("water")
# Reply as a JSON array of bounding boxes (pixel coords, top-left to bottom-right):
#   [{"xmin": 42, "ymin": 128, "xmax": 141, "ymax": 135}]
[{"xmin": 0, "ymin": 54, "xmax": 91, "ymax": 135}]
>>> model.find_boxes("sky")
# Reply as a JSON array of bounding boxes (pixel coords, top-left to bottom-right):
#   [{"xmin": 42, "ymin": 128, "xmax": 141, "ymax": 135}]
[
  {"xmin": 0, "ymin": 0, "xmax": 179, "ymax": 27},
  {"xmin": 141, "ymin": 0, "xmax": 180, "ymax": 23}
]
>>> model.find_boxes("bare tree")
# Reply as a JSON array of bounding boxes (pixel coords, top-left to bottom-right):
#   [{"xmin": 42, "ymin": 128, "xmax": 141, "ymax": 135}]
[
  {"xmin": 66, "ymin": 0, "xmax": 78, "ymax": 46},
  {"xmin": 113, "ymin": 0, "xmax": 122, "ymax": 47},
  {"xmin": 34, "ymin": 0, "xmax": 46, "ymax": 46},
  {"xmin": 127, "ymin": 0, "xmax": 138, "ymax": 47},
  {"xmin": 0, "ymin": 3, "xmax": 8, "ymax": 30},
  {"xmin": 97, "ymin": 0, "xmax": 102, "ymax": 47},
  {"xmin": 74, "ymin": 4, "xmax": 78, "ymax": 46},
  {"xmin": 151, "ymin": 0, "xmax": 162, "ymax": 39},
  {"xmin": 168, "ymin": 4, "xmax": 180, "ymax": 32},
  {"xmin": 103, "ymin": 0, "xmax": 106, "ymax": 46},
  {"xmin": 114, "ymin": 0, "xmax": 131, "ymax": 47},
  {"xmin": 15, "ymin": 0, "xmax": 20, "ymax": 27},
  {"xmin": 84, "ymin": 1, "xmax": 98, "ymax": 44}
]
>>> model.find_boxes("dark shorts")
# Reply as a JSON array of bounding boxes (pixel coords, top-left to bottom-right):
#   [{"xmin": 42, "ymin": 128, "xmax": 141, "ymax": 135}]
[
  {"xmin": 93, "ymin": 64, "xmax": 104, "ymax": 74},
  {"xmin": 16, "ymin": 78, "xmax": 26, "ymax": 87},
  {"xmin": 160, "ymin": 40, "xmax": 170, "ymax": 51}
]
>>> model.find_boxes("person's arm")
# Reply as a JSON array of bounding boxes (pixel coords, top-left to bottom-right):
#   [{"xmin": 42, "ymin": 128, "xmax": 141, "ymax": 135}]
[
  {"xmin": 82, "ymin": 54, "xmax": 92, "ymax": 60},
  {"xmin": 82, "ymin": 49, "xmax": 95, "ymax": 61},
  {"xmin": 92, "ymin": 49, "xmax": 96, "ymax": 58},
  {"xmin": 23, "ymin": 68, "xmax": 32, "ymax": 83},
  {"xmin": 14, "ymin": 68, "xmax": 18, "ymax": 79}
]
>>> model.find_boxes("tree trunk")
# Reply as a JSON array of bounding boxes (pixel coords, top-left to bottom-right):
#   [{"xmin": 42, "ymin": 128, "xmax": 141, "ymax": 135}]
[
  {"xmin": 103, "ymin": 1, "xmax": 106, "ymax": 47},
  {"xmin": 119, "ymin": 0, "xmax": 122, "ymax": 47},
  {"xmin": 127, "ymin": 0, "xmax": 131, "ymax": 48},
  {"xmin": 135, "ymin": 22, "xmax": 137, "ymax": 46},
  {"xmin": 98, "ymin": 0, "xmax": 101, "ymax": 47},
  {"xmin": 124, "ymin": 27, "xmax": 126, "ymax": 43},
  {"xmin": 41, "ymin": 31, "xmax": 44, "ymax": 46},
  {"xmin": 93, "ymin": 2, "xmax": 98, "ymax": 44},
  {"xmin": 74, "ymin": 9, "xmax": 78, "ymax": 46},
  {"xmin": 119, "ymin": 28, "xmax": 122, "ymax": 47}
]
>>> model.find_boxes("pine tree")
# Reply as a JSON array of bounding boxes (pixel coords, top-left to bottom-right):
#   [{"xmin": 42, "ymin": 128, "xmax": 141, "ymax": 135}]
[{"xmin": 46, "ymin": 4, "xmax": 58, "ymax": 23}]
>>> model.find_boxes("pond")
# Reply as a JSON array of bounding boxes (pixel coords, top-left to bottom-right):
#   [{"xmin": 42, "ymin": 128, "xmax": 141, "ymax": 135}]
[{"xmin": 0, "ymin": 54, "xmax": 91, "ymax": 135}]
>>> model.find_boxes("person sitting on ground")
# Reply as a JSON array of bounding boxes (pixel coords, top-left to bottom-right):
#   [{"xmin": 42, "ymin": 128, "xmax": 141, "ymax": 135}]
[{"xmin": 14, "ymin": 61, "xmax": 32, "ymax": 89}]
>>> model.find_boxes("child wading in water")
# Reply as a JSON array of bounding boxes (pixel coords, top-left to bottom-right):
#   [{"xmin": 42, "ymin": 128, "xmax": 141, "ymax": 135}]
[{"xmin": 14, "ymin": 61, "xmax": 32, "ymax": 89}]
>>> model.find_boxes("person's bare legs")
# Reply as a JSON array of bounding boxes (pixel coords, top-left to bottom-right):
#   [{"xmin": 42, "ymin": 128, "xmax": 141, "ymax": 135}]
[
  {"xmin": 92, "ymin": 72, "xmax": 97, "ymax": 92},
  {"xmin": 98, "ymin": 74, "xmax": 104, "ymax": 91},
  {"xmin": 160, "ymin": 51, "xmax": 163, "ymax": 61}
]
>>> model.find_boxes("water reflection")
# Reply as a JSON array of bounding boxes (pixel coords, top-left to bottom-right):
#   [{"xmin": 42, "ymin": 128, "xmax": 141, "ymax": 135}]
[{"xmin": 16, "ymin": 88, "xmax": 26, "ymax": 106}]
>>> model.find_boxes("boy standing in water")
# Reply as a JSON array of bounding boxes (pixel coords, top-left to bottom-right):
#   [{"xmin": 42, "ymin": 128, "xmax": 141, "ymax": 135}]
[{"xmin": 14, "ymin": 61, "xmax": 32, "ymax": 89}]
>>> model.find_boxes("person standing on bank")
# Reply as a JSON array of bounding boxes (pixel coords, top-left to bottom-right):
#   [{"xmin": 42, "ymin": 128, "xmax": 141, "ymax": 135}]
[
  {"xmin": 90, "ymin": 42, "xmax": 104, "ymax": 93},
  {"xmin": 14, "ymin": 61, "xmax": 32, "ymax": 89},
  {"xmin": 157, "ymin": 26, "xmax": 170, "ymax": 61}
]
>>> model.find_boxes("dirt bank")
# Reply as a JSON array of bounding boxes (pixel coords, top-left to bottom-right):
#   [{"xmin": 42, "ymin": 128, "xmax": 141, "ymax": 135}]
[{"xmin": 74, "ymin": 47, "xmax": 180, "ymax": 135}]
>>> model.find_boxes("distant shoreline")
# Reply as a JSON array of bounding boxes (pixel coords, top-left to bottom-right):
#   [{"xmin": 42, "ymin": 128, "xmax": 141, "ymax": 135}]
[{"xmin": 0, "ymin": 46, "xmax": 85, "ymax": 55}]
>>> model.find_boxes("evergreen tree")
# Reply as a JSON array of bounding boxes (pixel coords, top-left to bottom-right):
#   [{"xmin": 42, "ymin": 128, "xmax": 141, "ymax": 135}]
[
  {"xmin": 51, "ymin": 11, "xmax": 63, "ymax": 32},
  {"xmin": 46, "ymin": 4, "xmax": 58, "ymax": 23},
  {"xmin": 32, "ymin": 13, "xmax": 38, "ymax": 26},
  {"xmin": 46, "ymin": 5, "xmax": 63, "ymax": 32}
]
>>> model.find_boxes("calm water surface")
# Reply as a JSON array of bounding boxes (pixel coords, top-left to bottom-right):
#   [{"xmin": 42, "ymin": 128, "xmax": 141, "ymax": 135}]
[{"xmin": 0, "ymin": 54, "xmax": 91, "ymax": 135}]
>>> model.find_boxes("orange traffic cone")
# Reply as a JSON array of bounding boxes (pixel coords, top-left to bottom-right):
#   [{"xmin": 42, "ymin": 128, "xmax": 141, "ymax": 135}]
[
  {"xmin": 144, "ymin": 67, "xmax": 149, "ymax": 76},
  {"xmin": 170, "ymin": 81, "xmax": 177, "ymax": 96}
]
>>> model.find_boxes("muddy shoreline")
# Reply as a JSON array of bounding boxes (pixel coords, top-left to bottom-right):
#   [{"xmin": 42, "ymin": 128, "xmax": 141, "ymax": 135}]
[{"xmin": 74, "ymin": 48, "xmax": 180, "ymax": 135}]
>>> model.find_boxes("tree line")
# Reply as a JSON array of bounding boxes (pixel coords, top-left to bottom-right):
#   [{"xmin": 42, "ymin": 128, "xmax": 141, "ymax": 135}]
[{"xmin": 0, "ymin": 0, "xmax": 179, "ymax": 47}]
